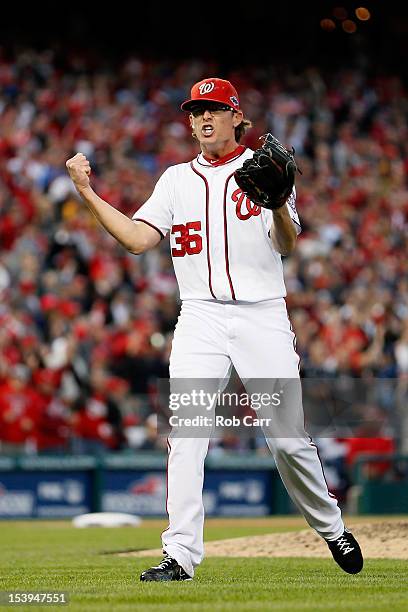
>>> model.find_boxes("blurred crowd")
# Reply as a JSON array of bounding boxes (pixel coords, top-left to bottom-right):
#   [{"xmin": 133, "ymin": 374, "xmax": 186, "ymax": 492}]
[{"xmin": 0, "ymin": 49, "xmax": 407, "ymax": 477}]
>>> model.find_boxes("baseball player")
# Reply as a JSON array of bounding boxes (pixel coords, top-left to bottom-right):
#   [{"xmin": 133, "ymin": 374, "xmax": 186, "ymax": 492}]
[{"xmin": 66, "ymin": 77, "xmax": 363, "ymax": 581}]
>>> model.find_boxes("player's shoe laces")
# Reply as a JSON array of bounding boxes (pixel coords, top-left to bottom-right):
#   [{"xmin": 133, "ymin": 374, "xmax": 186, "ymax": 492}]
[
  {"xmin": 140, "ymin": 554, "xmax": 192, "ymax": 582},
  {"xmin": 326, "ymin": 529, "xmax": 363, "ymax": 574}
]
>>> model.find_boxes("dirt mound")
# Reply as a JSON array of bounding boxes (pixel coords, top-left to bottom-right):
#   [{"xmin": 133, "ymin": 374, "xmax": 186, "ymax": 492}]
[{"xmin": 125, "ymin": 520, "xmax": 408, "ymax": 559}]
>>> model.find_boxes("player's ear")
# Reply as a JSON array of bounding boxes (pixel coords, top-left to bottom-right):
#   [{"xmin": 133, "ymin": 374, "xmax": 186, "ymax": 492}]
[
  {"xmin": 232, "ymin": 110, "xmax": 244, "ymax": 127},
  {"xmin": 189, "ymin": 114, "xmax": 197, "ymax": 139}
]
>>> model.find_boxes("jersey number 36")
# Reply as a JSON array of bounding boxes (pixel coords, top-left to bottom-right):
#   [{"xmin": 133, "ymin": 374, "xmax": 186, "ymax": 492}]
[{"xmin": 171, "ymin": 222, "xmax": 203, "ymax": 257}]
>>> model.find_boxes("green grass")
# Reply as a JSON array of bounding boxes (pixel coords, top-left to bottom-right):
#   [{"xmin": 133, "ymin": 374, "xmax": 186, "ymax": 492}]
[{"xmin": 0, "ymin": 519, "xmax": 406, "ymax": 611}]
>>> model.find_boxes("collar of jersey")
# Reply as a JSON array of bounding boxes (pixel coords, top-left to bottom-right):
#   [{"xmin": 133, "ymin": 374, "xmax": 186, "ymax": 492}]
[{"xmin": 197, "ymin": 145, "xmax": 246, "ymax": 168}]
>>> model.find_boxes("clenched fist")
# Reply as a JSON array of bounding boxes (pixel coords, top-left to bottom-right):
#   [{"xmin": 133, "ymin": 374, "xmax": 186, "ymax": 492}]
[{"xmin": 66, "ymin": 153, "xmax": 92, "ymax": 190}]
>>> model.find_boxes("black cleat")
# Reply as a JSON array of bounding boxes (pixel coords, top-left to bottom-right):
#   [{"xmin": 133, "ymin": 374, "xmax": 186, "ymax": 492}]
[
  {"xmin": 326, "ymin": 529, "xmax": 364, "ymax": 574},
  {"xmin": 140, "ymin": 554, "xmax": 192, "ymax": 582}
]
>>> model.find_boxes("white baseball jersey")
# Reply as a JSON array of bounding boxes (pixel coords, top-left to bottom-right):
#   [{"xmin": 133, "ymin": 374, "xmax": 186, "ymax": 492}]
[{"xmin": 133, "ymin": 147, "xmax": 301, "ymax": 302}]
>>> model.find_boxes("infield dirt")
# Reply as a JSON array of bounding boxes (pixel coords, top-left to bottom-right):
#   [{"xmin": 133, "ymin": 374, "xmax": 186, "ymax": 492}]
[{"xmin": 125, "ymin": 519, "xmax": 408, "ymax": 560}]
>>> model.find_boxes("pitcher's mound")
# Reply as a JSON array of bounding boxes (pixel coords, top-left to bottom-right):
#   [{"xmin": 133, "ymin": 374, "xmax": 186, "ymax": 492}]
[{"xmin": 123, "ymin": 520, "xmax": 408, "ymax": 560}]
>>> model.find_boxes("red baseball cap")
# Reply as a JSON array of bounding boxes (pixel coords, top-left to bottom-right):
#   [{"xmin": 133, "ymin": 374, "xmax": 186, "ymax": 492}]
[{"xmin": 181, "ymin": 78, "xmax": 240, "ymax": 112}]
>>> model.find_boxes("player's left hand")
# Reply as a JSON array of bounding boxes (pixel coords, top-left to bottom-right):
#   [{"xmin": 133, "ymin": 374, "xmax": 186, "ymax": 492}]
[{"xmin": 234, "ymin": 134, "xmax": 300, "ymax": 210}]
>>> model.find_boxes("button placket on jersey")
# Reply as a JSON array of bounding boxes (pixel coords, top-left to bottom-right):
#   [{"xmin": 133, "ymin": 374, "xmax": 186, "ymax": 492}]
[{"xmin": 208, "ymin": 168, "xmax": 232, "ymax": 301}]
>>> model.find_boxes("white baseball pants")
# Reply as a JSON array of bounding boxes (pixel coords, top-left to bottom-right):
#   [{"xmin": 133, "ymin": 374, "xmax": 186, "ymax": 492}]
[{"xmin": 162, "ymin": 299, "xmax": 344, "ymax": 577}]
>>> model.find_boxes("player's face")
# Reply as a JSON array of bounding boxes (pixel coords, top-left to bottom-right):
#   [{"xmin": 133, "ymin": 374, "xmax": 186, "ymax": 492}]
[{"xmin": 189, "ymin": 104, "xmax": 244, "ymax": 156}]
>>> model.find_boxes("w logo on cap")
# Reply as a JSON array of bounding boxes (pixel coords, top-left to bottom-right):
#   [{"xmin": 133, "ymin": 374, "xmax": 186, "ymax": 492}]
[{"xmin": 198, "ymin": 82, "xmax": 215, "ymax": 95}]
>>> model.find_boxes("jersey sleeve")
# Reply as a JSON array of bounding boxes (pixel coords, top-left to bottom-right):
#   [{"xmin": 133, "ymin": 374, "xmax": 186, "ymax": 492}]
[
  {"xmin": 132, "ymin": 169, "xmax": 174, "ymax": 238},
  {"xmin": 285, "ymin": 187, "xmax": 301, "ymax": 234}
]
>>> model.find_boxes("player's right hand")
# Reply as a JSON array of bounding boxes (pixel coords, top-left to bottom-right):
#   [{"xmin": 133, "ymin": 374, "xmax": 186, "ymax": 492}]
[{"xmin": 66, "ymin": 153, "xmax": 92, "ymax": 189}]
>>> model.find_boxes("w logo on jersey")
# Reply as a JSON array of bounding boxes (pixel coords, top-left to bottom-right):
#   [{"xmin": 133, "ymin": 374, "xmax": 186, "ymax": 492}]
[
  {"xmin": 232, "ymin": 188, "xmax": 261, "ymax": 220},
  {"xmin": 198, "ymin": 82, "xmax": 215, "ymax": 95}
]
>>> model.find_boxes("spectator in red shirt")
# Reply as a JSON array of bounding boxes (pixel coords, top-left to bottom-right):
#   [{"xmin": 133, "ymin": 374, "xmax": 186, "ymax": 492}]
[
  {"xmin": 341, "ymin": 405, "xmax": 395, "ymax": 478},
  {"xmin": 0, "ymin": 365, "xmax": 39, "ymax": 453}
]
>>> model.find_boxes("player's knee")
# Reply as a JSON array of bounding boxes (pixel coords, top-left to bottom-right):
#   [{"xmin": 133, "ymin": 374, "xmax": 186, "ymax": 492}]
[
  {"xmin": 271, "ymin": 437, "xmax": 308, "ymax": 457},
  {"xmin": 272, "ymin": 438, "xmax": 292, "ymax": 456}
]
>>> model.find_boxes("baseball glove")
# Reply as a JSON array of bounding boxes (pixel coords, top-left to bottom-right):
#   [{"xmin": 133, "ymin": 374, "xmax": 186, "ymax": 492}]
[{"xmin": 234, "ymin": 133, "xmax": 300, "ymax": 210}]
